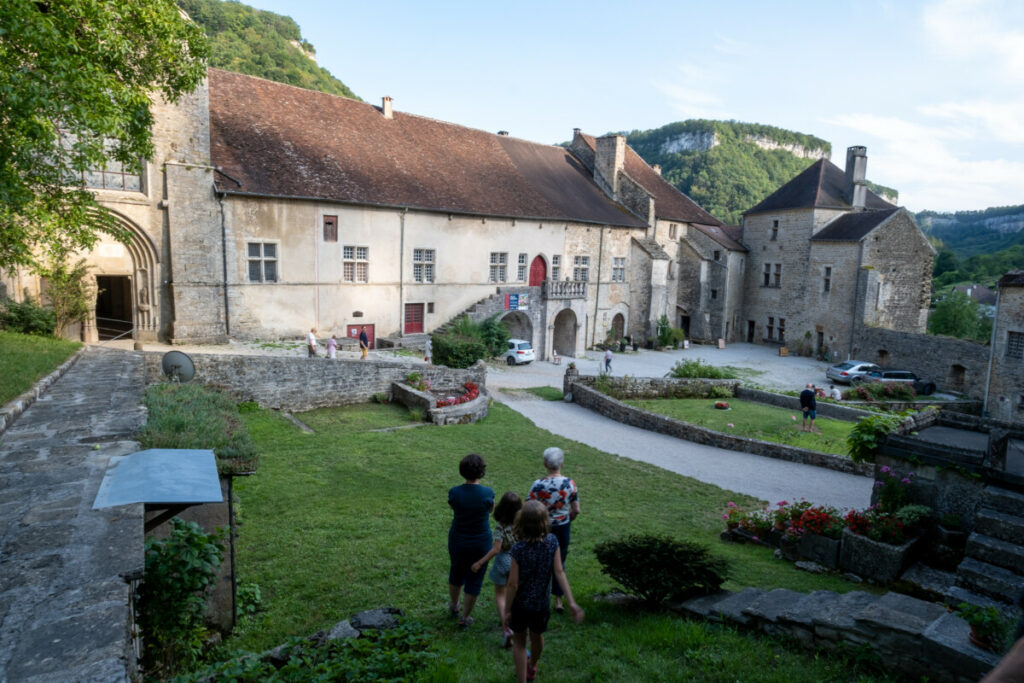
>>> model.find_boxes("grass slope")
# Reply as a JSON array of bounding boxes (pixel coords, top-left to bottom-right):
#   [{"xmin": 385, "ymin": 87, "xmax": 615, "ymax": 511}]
[
  {"xmin": 228, "ymin": 401, "xmax": 884, "ymax": 681},
  {"xmin": 0, "ymin": 331, "xmax": 80, "ymax": 405},
  {"xmin": 624, "ymin": 398, "xmax": 852, "ymax": 456}
]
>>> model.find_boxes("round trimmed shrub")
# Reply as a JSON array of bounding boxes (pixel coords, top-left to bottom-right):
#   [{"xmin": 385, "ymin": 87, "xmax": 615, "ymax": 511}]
[{"xmin": 594, "ymin": 534, "xmax": 728, "ymax": 605}]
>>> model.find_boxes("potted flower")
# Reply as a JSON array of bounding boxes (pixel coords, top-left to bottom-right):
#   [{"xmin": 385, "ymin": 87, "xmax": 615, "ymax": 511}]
[
  {"xmin": 737, "ymin": 508, "xmax": 774, "ymax": 545},
  {"xmin": 722, "ymin": 502, "xmax": 743, "ymax": 530},
  {"xmin": 958, "ymin": 602, "xmax": 1006, "ymax": 652},
  {"xmin": 839, "ymin": 506, "xmax": 924, "ymax": 583},
  {"xmin": 793, "ymin": 505, "xmax": 844, "ymax": 569}
]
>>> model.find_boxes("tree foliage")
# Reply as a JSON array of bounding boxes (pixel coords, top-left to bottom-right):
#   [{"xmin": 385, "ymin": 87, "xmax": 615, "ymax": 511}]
[
  {"xmin": 38, "ymin": 258, "xmax": 95, "ymax": 337},
  {"xmin": 0, "ymin": 0, "xmax": 209, "ymax": 272},
  {"xmin": 177, "ymin": 0, "xmax": 360, "ymax": 100},
  {"xmin": 928, "ymin": 289, "xmax": 992, "ymax": 342}
]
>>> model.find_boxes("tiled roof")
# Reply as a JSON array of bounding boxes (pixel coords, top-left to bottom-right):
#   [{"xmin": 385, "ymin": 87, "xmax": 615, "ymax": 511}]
[
  {"xmin": 746, "ymin": 158, "xmax": 896, "ymax": 214},
  {"xmin": 811, "ymin": 209, "xmax": 899, "ymax": 242},
  {"xmin": 998, "ymin": 271, "xmax": 1024, "ymax": 287},
  {"xmin": 691, "ymin": 223, "xmax": 745, "ymax": 251},
  {"xmin": 576, "ymin": 134, "xmax": 723, "ymax": 226},
  {"xmin": 207, "ymin": 69, "xmax": 644, "ymax": 228}
]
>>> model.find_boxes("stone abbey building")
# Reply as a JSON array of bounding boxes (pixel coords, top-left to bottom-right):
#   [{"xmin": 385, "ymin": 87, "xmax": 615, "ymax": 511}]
[{"xmin": 3, "ymin": 69, "xmax": 934, "ymax": 365}]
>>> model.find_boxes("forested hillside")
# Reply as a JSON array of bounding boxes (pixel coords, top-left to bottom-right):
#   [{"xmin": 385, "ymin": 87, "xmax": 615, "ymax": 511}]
[
  {"xmin": 626, "ymin": 120, "xmax": 897, "ymax": 225},
  {"xmin": 177, "ymin": 0, "xmax": 359, "ymax": 100},
  {"xmin": 922, "ymin": 205, "xmax": 1024, "ymax": 288}
]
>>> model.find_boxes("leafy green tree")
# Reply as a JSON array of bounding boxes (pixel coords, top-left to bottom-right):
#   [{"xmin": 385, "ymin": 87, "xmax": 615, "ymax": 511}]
[
  {"xmin": 933, "ymin": 248, "xmax": 959, "ymax": 277},
  {"xmin": 0, "ymin": 0, "xmax": 209, "ymax": 272},
  {"xmin": 928, "ymin": 290, "xmax": 985, "ymax": 340},
  {"xmin": 38, "ymin": 258, "xmax": 95, "ymax": 337}
]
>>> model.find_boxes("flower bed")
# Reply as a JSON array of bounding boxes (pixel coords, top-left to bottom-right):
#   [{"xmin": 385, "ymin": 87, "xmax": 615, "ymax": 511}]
[{"xmin": 435, "ymin": 382, "xmax": 480, "ymax": 407}]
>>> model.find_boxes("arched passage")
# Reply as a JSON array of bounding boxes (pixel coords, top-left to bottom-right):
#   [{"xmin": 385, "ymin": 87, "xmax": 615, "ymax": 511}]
[
  {"xmin": 611, "ymin": 313, "xmax": 625, "ymax": 340},
  {"xmin": 501, "ymin": 310, "xmax": 532, "ymax": 342},
  {"xmin": 553, "ymin": 309, "xmax": 577, "ymax": 357}
]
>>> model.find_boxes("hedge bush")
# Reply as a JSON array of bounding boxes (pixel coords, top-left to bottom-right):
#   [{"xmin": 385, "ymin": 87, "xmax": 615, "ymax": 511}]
[
  {"xmin": 667, "ymin": 359, "xmax": 738, "ymax": 380},
  {"xmin": 0, "ymin": 297, "xmax": 56, "ymax": 336},
  {"xmin": 430, "ymin": 333, "xmax": 488, "ymax": 369},
  {"xmin": 594, "ymin": 534, "xmax": 728, "ymax": 605}
]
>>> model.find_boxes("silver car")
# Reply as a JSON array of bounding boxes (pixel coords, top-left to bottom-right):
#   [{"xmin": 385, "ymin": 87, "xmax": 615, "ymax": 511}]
[{"xmin": 826, "ymin": 360, "xmax": 880, "ymax": 384}]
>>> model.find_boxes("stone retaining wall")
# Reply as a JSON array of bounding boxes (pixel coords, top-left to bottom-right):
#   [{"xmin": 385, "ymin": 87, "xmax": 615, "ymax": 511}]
[
  {"xmin": 569, "ymin": 382, "xmax": 873, "ymax": 477},
  {"xmin": 672, "ymin": 588, "xmax": 999, "ymax": 682},
  {"xmin": 390, "ymin": 382, "xmax": 491, "ymax": 426},
  {"xmin": 735, "ymin": 386, "xmax": 871, "ymax": 422},
  {"xmin": 0, "ymin": 346, "xmax": 84, "ymax": 435},
  {"xmin": 142, "ymin": 353, "xmax": 486, "ymax": 412}
]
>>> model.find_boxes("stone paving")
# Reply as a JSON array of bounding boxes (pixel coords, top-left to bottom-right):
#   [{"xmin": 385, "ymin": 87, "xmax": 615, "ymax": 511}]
[{"xmin": 0, "ymin": 347, "xmax": 145, "ymax": 682}]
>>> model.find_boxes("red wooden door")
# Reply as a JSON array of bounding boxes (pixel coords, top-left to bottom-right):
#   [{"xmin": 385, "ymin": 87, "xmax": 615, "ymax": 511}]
[
  {"xmin": 528, "ymin": 256, "xmax": 546, "ymax": 286},
  {"xmin": 404, "ymin": 303, "xmax": 424, "ymax": 334},
  {"xmin": 347, "ymin": 324, "xmax": 375, "ymax": 349}
]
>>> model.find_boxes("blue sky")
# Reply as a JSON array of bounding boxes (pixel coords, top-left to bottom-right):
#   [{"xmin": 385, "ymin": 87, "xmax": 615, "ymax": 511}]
[{"xmin": 244, "ymin": 0, "xmax": 1023, "ymax": 213}]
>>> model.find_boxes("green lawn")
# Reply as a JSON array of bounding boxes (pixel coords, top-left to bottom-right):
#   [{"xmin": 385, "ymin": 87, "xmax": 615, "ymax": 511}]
[
  {"xmin": 625, "ymin": 397, "xmax": 853, "ymax": 456},
  {"xmin": 227, "ymin": 401, "xmax": 886, "ymax": 681},
  {"xmin": 0, "ymin": 331, "xmax": 81, "ymax": 405}
]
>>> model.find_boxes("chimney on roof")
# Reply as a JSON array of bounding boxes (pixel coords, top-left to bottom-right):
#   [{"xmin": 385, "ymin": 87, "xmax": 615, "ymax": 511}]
[
  {"xmin": 573, "ymin": 127, "xmax": 581, "ymax": 138},
  {"xmin": 652, "ymin": 164, "xmax": 662, "ymax": 176},
  {"xmin": 497, "ymin": 130, "xmax": 509, "ymax": 136},
  {"xmin": 595, "ymin": 134, "xmax": 626, "ymax": 199},
  {"xmin": 382, "ymin": 96, "xmax": 393, "ymax": 120},
  {"xmin": 845, "ymin": 145, "xmax": 867, "ymax": 209}
]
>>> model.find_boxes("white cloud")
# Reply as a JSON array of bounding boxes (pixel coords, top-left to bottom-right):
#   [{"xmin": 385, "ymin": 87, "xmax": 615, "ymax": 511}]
[
  {"xmin": 825, "ymin": 111, "xmax": 1024, "ymax": 211},
  {"xmin": 653, "ymin": 62, "xmax": 735, "ymax": 121},
  {"xmin": 918, "ymin": 100, "xmax": 1024, "ymax": 144},
  {"xmin": 923, "ymin": 0, "xmax": 1024, "ymax": 82}
]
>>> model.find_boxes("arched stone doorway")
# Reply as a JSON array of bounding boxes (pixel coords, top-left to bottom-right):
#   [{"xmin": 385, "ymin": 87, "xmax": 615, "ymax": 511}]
[
  {"xmin": 529, "ymin": 255, "xmax": 547, "ymax": 287},
  {"xmin": 553, "ymin": 309, "xmax": 577, "ymax": 357},
  {"xmin": 83, "ymin": 209, "xmax": 159, "ymax": 342},
  {"xmin": 610, "ymin": 313, "xmax": 625, "ymax": 340},
  {"xmin": 501, "ymin": 310, "xmax": 532, "ymax": 342}
]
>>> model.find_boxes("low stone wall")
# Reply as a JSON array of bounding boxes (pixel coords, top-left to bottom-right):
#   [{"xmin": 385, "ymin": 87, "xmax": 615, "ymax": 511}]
[
  {"xmin": 390, "ymin": 382, "xmax": 434, "ymax": 414},
  {"xmin": 0, "ymin": 346, "xmax": 84, "ymax": 435},
  {"xmin": 429, "ymin": 392, "xmax": 490, "ymax": 426},
  {"xmin": 565, "ymin": 373, "xmax": 739, "ymax": 399},
  {"xmin": 735, "ymin": 386, "xmax": 871, "ymax": 422},
  {"xmin": 569, "ymin": 382, "xmax": 873, "ymax": 476},
  {"xmin": 672, "ymin": 588, "xmax": 999, "ymax": 682},
  {"xmin": 142, "ymin": 353, "xmax": 486, "ymax": 412}
]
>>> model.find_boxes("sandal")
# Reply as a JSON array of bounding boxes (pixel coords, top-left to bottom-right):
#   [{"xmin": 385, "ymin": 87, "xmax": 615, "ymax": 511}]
[
  {"xmin": 502, "ymin": 627, "xmax": 513, "ymax": 649},
  {"xmin": 458, "ymin": 616, "xmax": 474, "ymax": 629},
  {"xmin": 448, "ymin": 602, "xmax": 460, "ymax": 618}
]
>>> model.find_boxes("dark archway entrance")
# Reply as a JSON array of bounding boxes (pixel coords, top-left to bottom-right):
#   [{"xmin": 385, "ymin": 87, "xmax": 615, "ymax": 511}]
[
  {"xmin": 529, "ymin": 256, "xmax": 547, "ymax": 287},
  {"xmin": 501, "ymin": 311, "xmax": 532, "ymax": 342},
  {"xmin": 611, "ymin": 313, "xmax": 625, "ymax": 340},
  {"xmin": 553, "ymin": 309, "xmax": 577, "ymax": 357},
  {"xmin": 95, "ymin": 275, "xmax": 133, "ymax": 340}
]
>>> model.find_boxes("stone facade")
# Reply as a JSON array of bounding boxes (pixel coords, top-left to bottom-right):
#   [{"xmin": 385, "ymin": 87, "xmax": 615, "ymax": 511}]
[{"xmin": 987, "ymin": 279, "xmax": 1024, "ymax": 423}]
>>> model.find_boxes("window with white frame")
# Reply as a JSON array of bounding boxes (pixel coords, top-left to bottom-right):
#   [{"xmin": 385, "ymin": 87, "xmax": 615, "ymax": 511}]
[
  {"xmin": 517, "ymin": 252, "xmax": 528, "ymax": 281},
  {"xmin": 489, "ymin": 252, "xmax": 508, "ymax": 282},
  {"xmin": 611, "ymin": 257, "xmax": 626, "ymax": 282},
  {"xmin": 61, "ymin": 132, "xmax": 144, "ymax": 192},
  {"xmin": 552, "ymin": 255, "xmax": 561, "ymax": 281},
  {"xmin": 413, "ymin": 248, "xmax": 435, "ymax": 283},
  {"xmin": 343, "ymin": 245, "xmax": 369, "ymax": 283},
  {"xmin": 1008, "ymin": 331, "xmax": 1024, "ymax": 360},
  {"xmin": 247, "ymin": 242, "xmax": 278, "ymax": 283},
  {"xmin": 774, "ymin": 263, "xmax": 782, "ymax": 287},
  {"xmin": 573, "ymin": 255, "xmax": 590, "ymax": 281}
]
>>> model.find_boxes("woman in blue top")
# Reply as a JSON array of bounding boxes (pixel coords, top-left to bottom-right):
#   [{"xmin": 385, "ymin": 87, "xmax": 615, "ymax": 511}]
[{"xmin": 447, "ymin": 453, "xmax": 494, "ymax": 629}]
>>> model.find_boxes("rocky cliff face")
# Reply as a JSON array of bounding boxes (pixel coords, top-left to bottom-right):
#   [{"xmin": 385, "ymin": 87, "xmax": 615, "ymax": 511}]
[{"xmin": 658, "ymin": 130, "xmax": 828, "ymax": 159}]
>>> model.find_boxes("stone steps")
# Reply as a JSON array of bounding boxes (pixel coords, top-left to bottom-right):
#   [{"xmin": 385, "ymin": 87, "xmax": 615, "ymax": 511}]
[
  {"xmin": 982, "ymin": 484, "xmax": 1024, "ymax": 515},
  {"xmin": 956, "ymin": 556, "xmax": 1024, "ymax": 603},
  {"xmin": 974, "ymin": 507, "xmax": 1024, "ymax": 544},
  {"xmin": 965, "ymin": 531, "xmax": 1024, "ymax": 573}
]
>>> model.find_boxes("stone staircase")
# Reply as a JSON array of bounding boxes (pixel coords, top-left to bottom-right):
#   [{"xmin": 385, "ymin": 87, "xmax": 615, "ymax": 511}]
[
  {"xmin": 433, "ymin": 287, "xmax": 533, "ymax": 336},
  {"xmin": 955, "ymin": 485, "xmax": 1024, "ymax": 603}
]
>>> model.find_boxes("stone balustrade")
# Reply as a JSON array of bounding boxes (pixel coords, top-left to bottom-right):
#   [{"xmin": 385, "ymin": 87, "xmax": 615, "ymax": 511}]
[{"xmin": 543, "ymin": 279, "xmax": 587, "ymax": 299}]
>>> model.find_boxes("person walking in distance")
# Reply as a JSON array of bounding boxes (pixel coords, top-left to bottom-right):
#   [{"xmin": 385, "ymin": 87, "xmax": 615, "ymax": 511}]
[
  {"xmin": 359, "ymin": 326, "xmax": 369, "ymax": 360},
  {"xmin": 327, "ymin": 334, "xmax": 338, "ymax": 359},
  {"xmin": 307, "ymin": 328, "xmax": 318, "ymax": 358},
  {"xmin": 603, "ymin": 347, "xmax": 612, "ymax": 374},
  {"xmin": 800, "ymin": 383, "xmax": 819, "ymax": 433}
]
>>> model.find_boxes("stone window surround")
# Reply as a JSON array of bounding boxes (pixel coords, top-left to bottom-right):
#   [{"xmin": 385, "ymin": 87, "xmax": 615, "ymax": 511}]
[
  {"xmin": 762, "ymin": 262, "xmax": 782, "ymax": 288},
  {"xmin": 489, "ymin": 251, "xmax": 508, "ymax": 283},
  {"xmin": 573, "ymin": 255, "xmax": 590, "ymax": 282},
  {"xmin": 611, "ymin": 257, "xmax": 626, "ymax": 282},
  {"xmin": 771, "ymin": 219, "xmax": 779, "ymax": 241},
  {"xmin": 552, "ymin": 254, "xmax": 561, "ymax": 281},
  {"xmin": 824, "ymin": 265, "xmax": 832, "ymax": 292},
  {"xmin": 343, "ymin": 245, "xmax": 369, "ymax": 283},
  {"xmin": 1008, "ymin": 330, "xmax": 1024, "ymax": 360},
  {"xmin": 412, "ymin": 248, "xmax": 435, "ymax": 283},
  {"xmin": 247, "ymin": 240, "xmax": 279, "ymax": 283},
  {"xmin": 517, "ymin": 252, "xmax": 528, "ymax": 281}
]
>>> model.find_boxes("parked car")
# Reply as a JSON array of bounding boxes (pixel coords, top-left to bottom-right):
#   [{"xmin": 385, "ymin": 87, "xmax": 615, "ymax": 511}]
[
  {"xmin": 857, "ymin": 369, "xmax": 937, "ymax": 395},
  {"xmin": 826, "ymin": 360, "xmax": 880, "ymax": 384},
  {"xmin": 503, "ymin": 339, "xmax": 535, "ymax": 365}
]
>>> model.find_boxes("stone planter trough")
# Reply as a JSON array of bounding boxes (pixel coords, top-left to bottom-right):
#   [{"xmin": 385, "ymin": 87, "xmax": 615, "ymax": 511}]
[
  {"xmin": 839, "ymin": 527, "xmax": 918, "ymax": 584},
  {"xmin": 798, "ymin": 533, "xmax": 841, "ymax": 569}
]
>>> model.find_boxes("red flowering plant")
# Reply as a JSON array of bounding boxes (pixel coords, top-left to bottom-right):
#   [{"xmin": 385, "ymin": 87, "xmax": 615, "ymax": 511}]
[
  {"xmin": 436, "ymin": 382, "xmax": 481, "ymax": 408},
  {"xmin": 771, "ymin": 499, "xmax": 813, "ymax": 528},
  {"xmin": 722, "ymin": 502, "xmax": 744, "ymax": 527},
  {"xmin": 793, "ymin": 505, "xmax": 844, "ymax": 540},
  {"xmin": 843, "ymin": 507, "xmax": 909, "ymax": 545}
]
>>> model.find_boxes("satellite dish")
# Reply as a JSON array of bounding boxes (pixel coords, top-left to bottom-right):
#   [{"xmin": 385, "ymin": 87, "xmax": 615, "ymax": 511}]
[{"xmin": 162, "ymin": 350, "xmax": 195, "ymax": 383}]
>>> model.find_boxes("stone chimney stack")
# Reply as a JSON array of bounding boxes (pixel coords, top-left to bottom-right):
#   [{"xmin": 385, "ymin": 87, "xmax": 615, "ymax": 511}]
[
  {"xmin": 652, "ymin": 164, "xmax": 662, "ymax": 176},
  {"xmin": 595, "ymin": 134, "xmax": 626, "ymax": 199},
  {"xmin": 382, "ymin": 96, "xmax": 393, "ymax": 119},
  {"xmin": 845, "ymin": 145, "xmax": 867, "ymax": 209}
]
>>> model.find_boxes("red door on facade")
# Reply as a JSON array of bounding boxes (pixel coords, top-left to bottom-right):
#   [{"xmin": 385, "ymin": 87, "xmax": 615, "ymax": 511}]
[
  {"xmin": 404, "ymin": 303, "xmax": 424, "ymax": 334},
  {"xmin": 528, "ymin": 256, "xmax": 547, "ymax": 286},
  {"xmin": 347, "ymin": 324, "xmax": 374, "ymax": 349}
]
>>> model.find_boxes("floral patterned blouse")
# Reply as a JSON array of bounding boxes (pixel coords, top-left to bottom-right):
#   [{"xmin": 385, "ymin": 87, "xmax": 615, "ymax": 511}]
[{"xmin": 528, "ymin": 475, "xmax": 578, "ymax": 527}]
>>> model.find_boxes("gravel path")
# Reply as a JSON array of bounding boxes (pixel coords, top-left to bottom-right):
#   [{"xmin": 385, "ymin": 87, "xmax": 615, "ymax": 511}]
[{"xmin": 494, "ymin": 393, "xmax": 873, "ymax": 510}]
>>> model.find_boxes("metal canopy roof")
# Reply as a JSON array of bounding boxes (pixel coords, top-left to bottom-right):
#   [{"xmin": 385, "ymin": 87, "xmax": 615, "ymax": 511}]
[{"xmin": 93, "ymin": 449, "xmax": 223, "ymax": 509}]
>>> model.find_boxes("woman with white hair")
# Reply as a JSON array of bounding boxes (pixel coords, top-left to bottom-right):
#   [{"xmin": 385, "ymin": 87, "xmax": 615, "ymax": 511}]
[{"xmin": 527, "ymin": 446, "xmax": 580, "ymax": 613}]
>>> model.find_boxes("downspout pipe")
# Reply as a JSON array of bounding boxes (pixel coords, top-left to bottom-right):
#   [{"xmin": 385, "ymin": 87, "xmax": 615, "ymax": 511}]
[
  {"xmin": 216, "ymin": 190, "xmax": 231, "ymax": 337},
  {"xmin": 399, "ymin": 208, "xmax": 407, "ymax": 335},
  {"xmin": 591, "ymin": 226, "xmax": 605, "ymax": 349}
]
